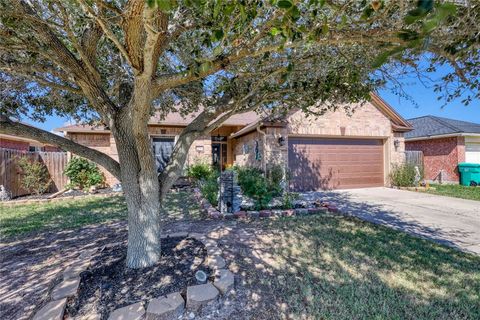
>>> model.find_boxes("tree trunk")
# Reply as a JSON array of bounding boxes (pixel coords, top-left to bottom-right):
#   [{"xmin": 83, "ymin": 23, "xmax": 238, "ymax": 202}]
[
  {"xmin": 124, "ymin": 178, "xmax": 162, "ymax": 269},
  {"xmin": 113, "ymin": 115, "xmax": 162, "ymax": 269}
]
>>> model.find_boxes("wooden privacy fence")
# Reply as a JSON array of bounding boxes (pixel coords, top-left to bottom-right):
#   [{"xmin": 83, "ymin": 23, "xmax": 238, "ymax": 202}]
[
  {"xmin": 405, "ymin": 150, "xmax": 424, "ymax": 167},
  {"xmin": 0, "ymin": 148, "xmax": 68, "ymax": 198}
]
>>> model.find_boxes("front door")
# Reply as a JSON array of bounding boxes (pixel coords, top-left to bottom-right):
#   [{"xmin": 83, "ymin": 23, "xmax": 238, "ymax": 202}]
[
  {"xmin": 212, "ymin": 136, "xmax": 228, "ymax": 171},
  {"xmin": 152, "ymin": 137, "xmax": 174, "ymax": 172}
]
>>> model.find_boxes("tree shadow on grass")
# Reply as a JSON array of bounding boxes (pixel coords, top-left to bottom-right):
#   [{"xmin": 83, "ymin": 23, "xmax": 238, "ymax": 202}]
[{"xmin": 212, "ymin": 216, "xmax": 480, "ymax": 319}]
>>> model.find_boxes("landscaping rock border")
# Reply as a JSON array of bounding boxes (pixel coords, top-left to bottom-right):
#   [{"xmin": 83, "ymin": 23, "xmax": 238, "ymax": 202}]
[
  {"xmin": 192, "ymin": 187, "xmax": 341, "ymax": 219},
  {"xmin": 32, "ymin": 232, "xmax": 234, "ymax": 320}
]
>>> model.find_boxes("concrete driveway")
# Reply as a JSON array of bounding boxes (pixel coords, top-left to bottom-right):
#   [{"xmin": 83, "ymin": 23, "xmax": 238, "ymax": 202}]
[{"xmin": 310, "ymin": 188, "xmax": 480, "ymax": 255}]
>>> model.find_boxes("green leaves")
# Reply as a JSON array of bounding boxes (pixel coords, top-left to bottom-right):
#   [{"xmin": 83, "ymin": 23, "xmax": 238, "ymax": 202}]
[{"xmin": 277, "ymin": 0, "xmax": 293, "ymax": 9}]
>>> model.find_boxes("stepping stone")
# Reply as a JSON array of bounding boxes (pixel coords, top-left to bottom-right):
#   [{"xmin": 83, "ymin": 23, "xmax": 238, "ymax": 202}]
[
  {"xmin": 108, "ymin": 302, "xmax": 145, "ymax": 320},
  {"xmin": 146, "ymin": 292, "xmax": 185, "ymax": 320},
  {"xmin": 189, "ymin": 233, "xmax": 205, "ymax": 240},
  {"xmin": 213, "ymin": 269, "xmax": 234, "ymax": 294},
  {"xmin": 52, "ymin": 277, "xmax": 80, "ymax": 300},
  {"xmin": 168, "ymin": 232, "xmax": 188, "ymax": 238},
  {"xmin": 186, "ymin": 283, "xmax": 219, "ymax": 311},
  {"xmin": 33, "ymin": 299, "xmax": 67, "ymax": 320},
  {"xmin": 63, "ymin": 260, "xmax": 90, "ymax": 280},
  {"xmin": 206, "ymin": 255, "xmax": 226, "ymax": 269}
]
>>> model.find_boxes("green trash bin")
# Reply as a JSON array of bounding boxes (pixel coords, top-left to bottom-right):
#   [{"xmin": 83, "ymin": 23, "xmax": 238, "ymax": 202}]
[{"xmin": 458, "ymin": 163, "xmax": 480, "ymax": 186}]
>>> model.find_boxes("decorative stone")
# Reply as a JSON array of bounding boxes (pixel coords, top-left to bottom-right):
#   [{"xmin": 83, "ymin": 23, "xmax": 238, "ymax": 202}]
[
  {"xmin": 327, "ymin": 205, "xmax": 340, "ymax": 213},
  {"xmin": 213, "ymin": 269, "xmax": 234, "ymax": 294},
  {"xmin": 207, "ymin": 255, "xmax": 226, "ymax": 269},
  {"xmin": 267, "ymin": 197, "xmax": 283, "ymax": 209},
  {"xmin": 189, "ymin": 233, "xmax": 205, "ymax": 241},
  {"xmin": 259, "ymin": 210, "xmax": 272, "ymax": 218},
  {"xmin": 146, "ymin": 292, "xmax": 185, "ymax": 320},
  {"xmin": 316, "ymin": 207, "xmax": 328, "ymax": 214},
  {"xmin": 64, "ymin": 259, "xmax": 91, "ymax": 280},
  {"xmin": 52, "ymin": 277, "xmax": 80, "ymax": 300},
  {"xmin": 33, "ymin": 299, "xmax": 67, "ymax": 320},
  {"xmin": 168, "ymin": 232, "xmax": 188, "ymax": 238},
  {"xmin": 0, "ymin": 185, "xmax": 12, "ymax": 202},
  {"xmin": 109, "ymin": 302, "xmax": 145, "ymax": 320},
  {"xmin": 282, "ymin": 209, "xmax": 295, "ymax": 217},
  {"xmin": 234, "ymin": 211, "xmax": 247, "ymax": 219},
  {"xmin": 206, "ymin": 245, "xmax": 222, "ymax": 256},
  {"xmin": 186, "ymin": 283, "xmax": 219, "ymax": 311},
  {"xmin": 272, "ymin": 210, "xmax": 283, "ymax": 217},
  {"xmin": 293, "ymin": 200, "xmax": 308, "ymax": 208},
  {"xmin": 247, "ymin": 211, "xmax": 259, "ymax": 219}
]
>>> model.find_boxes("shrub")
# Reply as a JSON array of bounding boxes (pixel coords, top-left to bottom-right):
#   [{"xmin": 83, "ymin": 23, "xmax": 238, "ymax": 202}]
[
  {"xmin": 17, "ymin": 157, "xmax": 51, "ymax": 195},
  {"xmin": 390, "ymin": 164, "xmax": 423, "ymax": 187},
  {"xmin": 266, "ymin": 164, "xmax": 284, "ymax": 196},
  {"xmin": 186, "ymin": 162, "xmax": 216, "ymax": 182},
  {"xmin": 64, "ymin": 157, "xmax": 104, "ymax": 190},
  {"xmin": 236, "ymin": 166, "xmax": 278, "ymax": 210},
  {"xmin": 199, "ymin": 173, "xmax": 219, "ymax": 206},
  {"xmin": 282, "ymin": 192, "xmax": 299, "ymax": 209}
]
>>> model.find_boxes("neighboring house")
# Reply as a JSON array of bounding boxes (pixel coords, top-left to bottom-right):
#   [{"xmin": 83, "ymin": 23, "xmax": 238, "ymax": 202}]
[
  {"xmin": 405, "ymin": 115, "xmax": 480, "ymax": 183},
  {"xmin": 0, "ymin": 131, "xmax": 61, "ymax": 152},
  {"xmin": 55, "ymin": 93, "xmax": 412, "ymax": 190}
]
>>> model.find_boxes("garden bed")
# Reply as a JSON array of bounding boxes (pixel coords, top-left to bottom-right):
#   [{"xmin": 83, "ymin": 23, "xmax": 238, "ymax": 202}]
[{"xmin": 66, "ymin": 237, "xmax": 211, "ymax": 319}]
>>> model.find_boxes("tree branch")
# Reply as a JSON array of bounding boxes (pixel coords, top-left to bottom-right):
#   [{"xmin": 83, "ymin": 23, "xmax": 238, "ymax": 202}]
[
  {"xmin": 77, "ymin": 0, "xmax": 135, "ymax": 69},
  {"xmin": 0, "ymin": 116, "xmax": 121, "ymax": 180}
]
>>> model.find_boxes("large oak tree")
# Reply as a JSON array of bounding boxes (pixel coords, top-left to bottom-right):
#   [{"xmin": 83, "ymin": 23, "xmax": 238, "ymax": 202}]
[{"xmin": 0, "ymin": 0, "xmax": 478, "ymax": 268}]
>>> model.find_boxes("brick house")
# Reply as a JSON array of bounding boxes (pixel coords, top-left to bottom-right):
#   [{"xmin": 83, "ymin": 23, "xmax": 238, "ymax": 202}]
[
  {"xmin": 405, "ymin": 115, "xmax": 480, "ymax": 183},
  {"xmin": 56, "ymin": 93, "xmax": 412, "ymax": 190},
  {"xmin": 0, "ymin": 130, "xmax": 61, "ymax": 152}
]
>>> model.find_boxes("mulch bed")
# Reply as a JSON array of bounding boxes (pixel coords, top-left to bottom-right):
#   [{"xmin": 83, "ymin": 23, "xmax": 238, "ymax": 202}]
[{"xmin": 66, "ymin": 237, "xmax": 211, "ymax": 320}]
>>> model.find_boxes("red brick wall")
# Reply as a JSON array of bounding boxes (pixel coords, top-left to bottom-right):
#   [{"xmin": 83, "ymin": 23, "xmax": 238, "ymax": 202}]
[
  {"xmin": 0, "ymin": 138, "xmax": 30, "ymax": 150},
  {"xmin": 406, "ymin": 137, "xmax": 465, "ymax": 182}
]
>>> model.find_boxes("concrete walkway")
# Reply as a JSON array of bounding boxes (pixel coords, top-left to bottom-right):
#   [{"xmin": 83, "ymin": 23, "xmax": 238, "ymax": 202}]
[{"xmin": 305, "ymin": 187, "xmax": 480, "ymax": 255}]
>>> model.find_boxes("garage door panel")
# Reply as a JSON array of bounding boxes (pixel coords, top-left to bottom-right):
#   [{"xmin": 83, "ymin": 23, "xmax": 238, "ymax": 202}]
[{"xmin": 288, "ymin": 137, "xmax": 384, "ymax": 191}]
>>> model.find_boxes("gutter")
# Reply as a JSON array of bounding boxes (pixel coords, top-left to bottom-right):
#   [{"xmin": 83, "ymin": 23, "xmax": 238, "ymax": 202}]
[{"xmin": 405, "ymin": 133, "xmax": 480, "ymax": 142}]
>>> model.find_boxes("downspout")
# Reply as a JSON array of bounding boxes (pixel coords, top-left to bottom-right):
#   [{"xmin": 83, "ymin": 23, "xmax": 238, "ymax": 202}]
[{"xmin": 256, "ymin": 124, "xmax": 266, "ymax": 173}]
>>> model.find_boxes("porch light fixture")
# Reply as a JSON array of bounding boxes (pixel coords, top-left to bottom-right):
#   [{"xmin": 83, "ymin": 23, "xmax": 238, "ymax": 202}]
[
  {"xmin": 394, "ymin": 139, "xmax": 400, "ymax": 150},
  {"xmin": 278, "ymin": 136, "xmax": 286, "ymax": 146}
]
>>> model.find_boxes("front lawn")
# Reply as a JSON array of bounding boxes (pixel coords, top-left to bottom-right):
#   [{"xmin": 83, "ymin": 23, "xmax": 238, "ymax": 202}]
[
  {"xmin": 0, "ymin": 191, "xmax": 201, "ymax": 238},
  {"xmin": 424, "ymin": 184, "xmax": 480, "ymax": 201},
  {"xmin": 241, "ymin": 214, "xmax": 480, "ymax": 319}
]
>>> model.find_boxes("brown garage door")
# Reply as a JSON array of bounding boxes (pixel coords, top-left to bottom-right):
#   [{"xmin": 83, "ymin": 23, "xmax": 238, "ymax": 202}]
[{"xmin": 288, "ymin": 137, "xmax": 384, "ymax": 191}]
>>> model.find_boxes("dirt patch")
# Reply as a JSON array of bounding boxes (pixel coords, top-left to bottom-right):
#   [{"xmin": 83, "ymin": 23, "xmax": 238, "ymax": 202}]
[{"xmin": 66, "ymin": 237, "xmax": 211, "ymax": 319}]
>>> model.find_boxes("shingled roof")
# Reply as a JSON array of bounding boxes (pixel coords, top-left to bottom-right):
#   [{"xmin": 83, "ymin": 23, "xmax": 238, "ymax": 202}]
[{"xmin": 405, "ymin": 115, "xmax": 480, "ymax": 140}]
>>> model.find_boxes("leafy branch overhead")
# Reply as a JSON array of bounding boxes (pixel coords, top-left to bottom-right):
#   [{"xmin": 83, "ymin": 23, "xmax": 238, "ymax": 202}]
[{"xmin": 0, "ymin": 0, "xmax": 478, "ymax": 125}]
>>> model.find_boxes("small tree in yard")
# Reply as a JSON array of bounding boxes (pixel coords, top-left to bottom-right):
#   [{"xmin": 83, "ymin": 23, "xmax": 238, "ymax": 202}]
[
  {"xmin": 0, "ymin": 1, "xmax": 478, "ymax": 268},
  {"xmin": 17, "ymin": 157, "xmax": 51, "ymax": 195}
]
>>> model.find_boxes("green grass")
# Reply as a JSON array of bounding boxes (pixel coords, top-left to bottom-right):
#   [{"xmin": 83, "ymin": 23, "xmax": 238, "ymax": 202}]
[
  {"xmin": 0, "ymin": 191, "xmax": 201, "ymax": 238},
  {"xmin": 424, "ymin": 184, "xmax": 480, "ymax": 201},
  {"xmin": 245, "ymin": 215, "xmax": 480, "ymax": 319}
]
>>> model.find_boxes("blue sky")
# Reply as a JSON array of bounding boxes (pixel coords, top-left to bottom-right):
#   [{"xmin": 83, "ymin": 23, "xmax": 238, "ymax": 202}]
[{"xmin": 24, "ymin": 64, "xmax": 479, "ymax": 132}]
